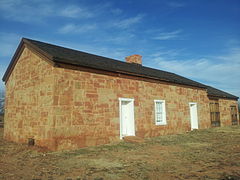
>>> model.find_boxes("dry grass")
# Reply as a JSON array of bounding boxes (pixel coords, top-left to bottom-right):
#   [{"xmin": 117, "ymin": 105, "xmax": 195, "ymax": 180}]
[{"xmin": 0, "ymin": 126, "xmax": 240, "ymax": 180}]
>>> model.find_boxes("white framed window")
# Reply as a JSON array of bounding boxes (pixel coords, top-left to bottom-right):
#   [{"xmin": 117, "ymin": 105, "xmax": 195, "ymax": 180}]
[{"xmin": 154, "ymin": 100, "xmax": 167, "ymax": 125}]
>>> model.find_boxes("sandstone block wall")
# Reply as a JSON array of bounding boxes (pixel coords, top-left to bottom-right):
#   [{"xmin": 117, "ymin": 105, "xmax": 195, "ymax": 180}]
[
  {"xmin": 219, "ymin": 99, "xmax": 239, "ymax": 126},
  {"xmin": 49, "ymin": 63, "xmax": 211, "ymax": 150},
  {"xmin": 4, "ymin": 47, "xmax": 55, "ymax": 148}
]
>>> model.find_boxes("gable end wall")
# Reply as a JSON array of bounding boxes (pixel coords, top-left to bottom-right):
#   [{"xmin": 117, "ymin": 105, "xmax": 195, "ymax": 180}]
[{"xmin": 3, "ymin": 47, "xmax": 55, "ymax": 148}]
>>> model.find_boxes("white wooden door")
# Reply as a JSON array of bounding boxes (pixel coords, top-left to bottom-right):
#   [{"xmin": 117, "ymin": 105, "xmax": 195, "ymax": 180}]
[
  {"xmin": 189, "ymin": 103, "xmax": 199, "ymax": 130},
  {"xmin": 119, "ymin": 98, "xmax": 135, "ymax": 139}
]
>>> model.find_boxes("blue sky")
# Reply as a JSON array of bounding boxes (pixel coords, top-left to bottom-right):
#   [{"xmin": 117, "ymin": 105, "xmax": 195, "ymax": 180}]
[{"xmin": 0, "ymin": 0, "xmax": 240, "ymax": 98}]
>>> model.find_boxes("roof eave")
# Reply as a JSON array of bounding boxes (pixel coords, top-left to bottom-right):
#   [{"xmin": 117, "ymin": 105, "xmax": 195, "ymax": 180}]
[
  {"xmin": 2, "ymin": 39, "xmax": 25, "ymax": 82},
  {"xmin": 208, "ymin": 94, "xmax": 239, "ymax": 100}
]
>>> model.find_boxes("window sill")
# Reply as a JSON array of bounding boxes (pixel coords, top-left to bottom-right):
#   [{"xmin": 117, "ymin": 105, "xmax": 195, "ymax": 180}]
[{"xmin": 156, "ymin": 123, "xmax": 167, "ymax": 126}]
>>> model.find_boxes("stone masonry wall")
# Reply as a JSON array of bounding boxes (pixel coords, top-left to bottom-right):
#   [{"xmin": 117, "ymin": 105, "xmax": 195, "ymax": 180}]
[
  {"xmin": 219, "ymin": 99, "xmax": 239, "ymax": 126},
  {"xmin": 50, "ymin": 64, "xmax": 211, "ymax": 150},
  {"xmin": 4, "ymin": 47, "xmax": 55, "ymax": 148}
]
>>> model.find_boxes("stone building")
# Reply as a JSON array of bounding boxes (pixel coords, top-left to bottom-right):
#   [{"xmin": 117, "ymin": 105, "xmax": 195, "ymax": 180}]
[{"xmin": 2, "ymin": 38, "xmax": 239, "ymax": 151}]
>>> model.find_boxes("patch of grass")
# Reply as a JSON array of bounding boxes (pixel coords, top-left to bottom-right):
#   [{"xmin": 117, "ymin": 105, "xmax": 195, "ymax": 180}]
[
  {"xmin": 58, "ymin": 148, "xmax": 92, "ymax": 157},
  {"xmin": 52, "ymin": 141, "xmax": 140, "ymax": 159},
  {"xmin": 99, "ymin": 141, "xmax": 141, "ymax": 151}
]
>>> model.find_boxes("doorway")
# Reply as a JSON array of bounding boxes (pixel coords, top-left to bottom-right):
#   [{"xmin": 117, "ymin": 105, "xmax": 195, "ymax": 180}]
[
  {"xmin": 230, "ymin": 106, "xmax": 238, "ymax": 125},
  {"xmin": 189, "ymin": 102, "xmax": 199, "ymax": 130},
  {"xmin": 119, "ymin": 98, "xmax": 135, "ymax": 139}
]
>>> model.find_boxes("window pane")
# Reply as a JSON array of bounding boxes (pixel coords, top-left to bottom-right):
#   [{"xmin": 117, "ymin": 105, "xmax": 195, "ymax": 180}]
[{"xmin": 156, "ymin": 101, "xmax": 164, "ymax": 123}]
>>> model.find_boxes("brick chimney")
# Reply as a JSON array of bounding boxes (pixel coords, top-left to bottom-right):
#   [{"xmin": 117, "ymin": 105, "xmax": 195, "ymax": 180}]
[{"xmin": 125, "ymin": 54, "xmax": 142, "ymax": 65}]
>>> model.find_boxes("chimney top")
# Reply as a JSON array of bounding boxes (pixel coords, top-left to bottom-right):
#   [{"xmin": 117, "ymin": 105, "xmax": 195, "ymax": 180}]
[{"xmin": 125, "ymin": 54, "xmax": 142, "ymax": 65}]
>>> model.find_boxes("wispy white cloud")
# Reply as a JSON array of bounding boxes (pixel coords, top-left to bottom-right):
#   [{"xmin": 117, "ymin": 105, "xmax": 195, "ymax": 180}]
[
  {"xmin": 111, "ymin": 8, "xmax": 123, "ymax": 15},
  {"xmin": 0, "ymin": 33, "xmax": 21, "ymax": 57},
  {"xmin": 0, "ymin": 32, "xmax": 22, "ymax": 90},
  {"xmin": 166, "ymin": 1, "xmax": 185, "ymax": 8},
  {"xmin": 0, "ymin": 0, "xmax": 54, "ymax": 22},
  {"xmin": 0, "ymin": 32, "xmax": 22, "ymax": 89},
  {"xmin": 113, "ymin": 14, "xmax": 144, "ymax": 29},
  {"xmin": 151, "ymin": 48, "xmax": 186, "ymax": 58},
  {"xmin": 105, "ymin": 36, "xmax": 133, "ymax": 44},
  {"xmin": 0, "ymin": 0, "xmax": 97, "ymax": 23},
  {"xmin": 101, "ymin": 33, "xmax": 136, "ymax": 44},
  {"xmin": 153, "ymin": 30, "xmax": 182, "ymax": 40},
  {"xmin": 151, "ymin": 47, "xmax": 240, "ymax": 97},
  {"xmin": 59, "ymin": 5, "xmax": 93, "ymax": 18},
  {"xmin": 58, "ymin": 23, "xmax": 97, "ymax": 34}
]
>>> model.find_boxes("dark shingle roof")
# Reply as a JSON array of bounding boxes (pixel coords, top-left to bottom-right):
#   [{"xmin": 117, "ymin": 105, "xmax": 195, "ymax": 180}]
[
  {"xmin": 2, "ymin": 38, "xmax": 239, "ymax": 100},
  {"xmin": 207, "ymin": 86, "xmax": 238, "ymax": 100}
]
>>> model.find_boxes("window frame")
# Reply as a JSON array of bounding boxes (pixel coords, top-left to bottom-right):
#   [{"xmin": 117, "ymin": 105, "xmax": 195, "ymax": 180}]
[
  {"xmin": 154, "ymin": 100, "xmax": 167, "ymax": 125},
  {"xmin": 230, "ymin": 105, "xmax": 238, "ymax": 125},
  {"xmin": 209, "ymin": 99, "xmax": 220, "ymax": 127}
]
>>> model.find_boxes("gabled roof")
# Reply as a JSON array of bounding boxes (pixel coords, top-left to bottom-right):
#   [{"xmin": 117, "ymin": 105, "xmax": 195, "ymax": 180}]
[{"xmin": 2, "ymin": 38, "xmax": 239, "ymax": 100}]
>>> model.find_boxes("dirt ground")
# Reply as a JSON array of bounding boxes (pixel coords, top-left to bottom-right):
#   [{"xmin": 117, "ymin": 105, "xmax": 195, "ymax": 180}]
[{"xmin": 0, "ymin": 126, "xmax": 240, "ymax": 180}]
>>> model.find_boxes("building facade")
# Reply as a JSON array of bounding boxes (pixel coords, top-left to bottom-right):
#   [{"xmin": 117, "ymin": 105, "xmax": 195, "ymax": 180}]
[{"xmin": 2, "ymin": 38, "xmax": 239, "ymax": 151}]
